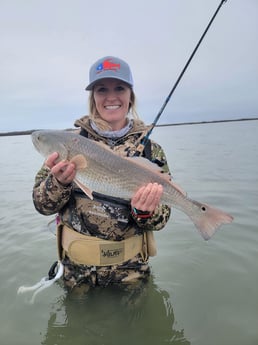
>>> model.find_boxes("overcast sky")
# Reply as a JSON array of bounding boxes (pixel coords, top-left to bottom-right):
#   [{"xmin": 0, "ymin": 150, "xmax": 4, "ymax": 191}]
[{"xmin": 1, "ymin": 0, "xmax": 257, "ymax": 131}]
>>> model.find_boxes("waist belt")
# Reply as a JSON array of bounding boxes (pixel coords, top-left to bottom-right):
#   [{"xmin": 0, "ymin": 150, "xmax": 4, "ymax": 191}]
[{"xmin": 59, "ymin": 225, "xmax": 147, "ymax": 266}]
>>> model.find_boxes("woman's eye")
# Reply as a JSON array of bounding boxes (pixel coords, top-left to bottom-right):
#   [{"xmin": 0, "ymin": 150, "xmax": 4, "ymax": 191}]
[
  {"xmin": 96, "ymin": 87, "xmax": 107, "ymax": 93},
  {"xmin": 115, "ymin": 86, "xmax": 125, "ymax": 92},
  {"xmin": 95, "ymin": 85, "xmax": 126, "ymax": 93}
]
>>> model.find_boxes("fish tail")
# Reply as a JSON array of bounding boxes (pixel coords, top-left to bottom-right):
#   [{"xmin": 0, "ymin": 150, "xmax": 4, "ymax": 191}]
[{"xmin": 187, "ymin": 202, "xmax": 233, "ymax": 240}]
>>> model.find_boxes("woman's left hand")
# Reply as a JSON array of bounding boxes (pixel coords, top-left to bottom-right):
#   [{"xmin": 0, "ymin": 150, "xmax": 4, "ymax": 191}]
[{"xmin": 131, "ymin": 183, "xmax": 163, "ymax": 213}]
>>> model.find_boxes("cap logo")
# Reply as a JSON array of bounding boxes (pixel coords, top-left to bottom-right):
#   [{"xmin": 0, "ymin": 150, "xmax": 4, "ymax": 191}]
[{"xmin": 96, "ymin": 58, "xmax": 121, "ymax": 74}]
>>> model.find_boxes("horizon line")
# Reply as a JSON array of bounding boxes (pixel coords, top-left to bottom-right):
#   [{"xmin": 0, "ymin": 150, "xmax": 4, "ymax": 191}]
[{"xmin": 0, "ymin": 117, "xmax": 257, "ymax": 137}]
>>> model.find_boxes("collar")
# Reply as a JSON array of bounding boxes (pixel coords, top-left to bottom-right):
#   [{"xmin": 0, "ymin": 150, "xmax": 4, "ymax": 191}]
[{"xmin": 90, "ymin": 119, "xmax": 134, "ymax": 139}]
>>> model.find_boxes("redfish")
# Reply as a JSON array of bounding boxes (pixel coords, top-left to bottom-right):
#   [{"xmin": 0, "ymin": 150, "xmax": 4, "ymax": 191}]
[{"xmin": 32, "ymin": 130, "xmax": 233, "ymax": 240}]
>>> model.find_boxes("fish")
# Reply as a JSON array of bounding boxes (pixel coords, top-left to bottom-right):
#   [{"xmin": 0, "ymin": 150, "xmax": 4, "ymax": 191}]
[{"xmin": 31, "ymin": 130, "xmax": 233, "ymax": 240}]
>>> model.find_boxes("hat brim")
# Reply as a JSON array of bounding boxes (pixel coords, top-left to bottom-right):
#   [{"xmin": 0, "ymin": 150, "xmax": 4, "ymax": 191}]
[{"xmin": 85, "ymin": 76, "xmax": 133, "ymax": 91}]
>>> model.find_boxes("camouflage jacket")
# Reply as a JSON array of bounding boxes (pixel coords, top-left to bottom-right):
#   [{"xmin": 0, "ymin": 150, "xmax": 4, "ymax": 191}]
[{"xmin": 32, "ymin": 116, "xmax": 171, "ymax": 289}]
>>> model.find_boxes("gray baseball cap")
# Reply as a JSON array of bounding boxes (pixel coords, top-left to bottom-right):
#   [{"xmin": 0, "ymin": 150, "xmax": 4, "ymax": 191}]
[{"xmin": 85, "ymin": 56, "xmax": 134, "ymax": 90}]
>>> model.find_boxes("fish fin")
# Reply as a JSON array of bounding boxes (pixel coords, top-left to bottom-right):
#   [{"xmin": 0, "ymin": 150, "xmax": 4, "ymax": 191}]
[
  {"xmin": 161, "ymin": 172, "xmax": 172, "ymax": 182},
  {"xmin": 168, "ymin": 179, "xmax": 187, "ymax": 196},
  {"xmin": 126, "ymin": 157, "xmax": 186, "ymax": 194},
  {"xmin": 187, "ymin": 201, "xmax": 234, "ymax": 240},
  {"xmin": 74, "ymin": 178, "xmax": 93, "ymax": 200},
  {"xmin": 70, "ymin": 154, "xmax": 87, "ymax": 170},
  {"xmin": 126, "ymin": 156, "xmax": 164, "ymax": 173},
  {"xmin": 161, "ymin": 173, "xmax": 188, "ymax": 196}
]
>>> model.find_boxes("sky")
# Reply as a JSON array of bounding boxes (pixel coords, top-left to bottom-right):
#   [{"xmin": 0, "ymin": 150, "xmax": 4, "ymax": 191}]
[{"xmin": 1, "ymin": 0, "xmax": 257, "ymax": 132}]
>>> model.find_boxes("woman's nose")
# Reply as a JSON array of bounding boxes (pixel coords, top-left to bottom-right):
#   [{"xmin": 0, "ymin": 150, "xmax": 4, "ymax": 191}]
[{"xmin": 106, "ymin": 89, "xmax": 117, "ymax": 100}]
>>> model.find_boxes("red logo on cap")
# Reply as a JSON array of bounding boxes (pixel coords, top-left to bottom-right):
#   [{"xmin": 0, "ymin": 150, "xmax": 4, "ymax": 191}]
[{"xmin": 96, "ymin": 59, "xmax": 121, "ymax": 73}]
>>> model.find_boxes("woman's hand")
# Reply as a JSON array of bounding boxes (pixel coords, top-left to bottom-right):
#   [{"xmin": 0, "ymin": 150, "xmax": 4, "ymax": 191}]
[
  {"xmin": 45, "ymin": 152, "xmax": 76, "ymax": 186},
  {"xmin": 131, "ymin": 182, "xmax": 163, "ymax": 213}
]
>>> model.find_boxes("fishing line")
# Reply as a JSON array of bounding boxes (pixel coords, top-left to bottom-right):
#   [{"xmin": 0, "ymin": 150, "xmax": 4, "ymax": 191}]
[{"xmin": 135, "ymin": 0, "xmax": 228, "ymax": 156}]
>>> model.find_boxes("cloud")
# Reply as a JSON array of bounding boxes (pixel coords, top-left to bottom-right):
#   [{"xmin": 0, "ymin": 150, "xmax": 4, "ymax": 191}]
[{"xmin": 0, "ymin": 0, "xmax": 257, "ymax": 131}]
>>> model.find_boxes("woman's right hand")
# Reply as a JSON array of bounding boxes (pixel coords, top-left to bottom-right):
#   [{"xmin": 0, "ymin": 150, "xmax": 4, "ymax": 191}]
[{"xmin": 45, "ymin": 152, "xmax": 76, "ymax": 186}]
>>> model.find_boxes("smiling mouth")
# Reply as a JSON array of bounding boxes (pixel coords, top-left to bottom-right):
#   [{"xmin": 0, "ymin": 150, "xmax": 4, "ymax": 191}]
[{"xmin": 104, "ymin": 105, "xmax": 121, "ymax": 110}]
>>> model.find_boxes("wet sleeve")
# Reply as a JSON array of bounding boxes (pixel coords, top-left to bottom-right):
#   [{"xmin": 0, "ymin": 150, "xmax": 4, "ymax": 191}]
[
  {"xmin": 131, "ymin": 142, "xmax": 172, "ymax": 231},
  {"xmin": 32, "ymin": 165, "xmax": 72, "ymax": 215}
]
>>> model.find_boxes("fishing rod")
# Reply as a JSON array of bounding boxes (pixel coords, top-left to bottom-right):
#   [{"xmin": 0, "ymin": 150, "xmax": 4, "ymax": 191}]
[{"xmin": 135, "ymin": 0, "xmax": 228, "ymax": 156}]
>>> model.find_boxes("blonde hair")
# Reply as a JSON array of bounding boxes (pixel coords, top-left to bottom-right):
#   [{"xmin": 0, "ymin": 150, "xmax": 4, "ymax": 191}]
[{"xmin": 88, "ymin": 87, "xmax": 139, "ymax": 131}]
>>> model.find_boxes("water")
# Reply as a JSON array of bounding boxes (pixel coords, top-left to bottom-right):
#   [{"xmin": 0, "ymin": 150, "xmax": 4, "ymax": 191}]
[{"xmin": 0, "ymin": 121, "xmax": 257, "ymax": 345}]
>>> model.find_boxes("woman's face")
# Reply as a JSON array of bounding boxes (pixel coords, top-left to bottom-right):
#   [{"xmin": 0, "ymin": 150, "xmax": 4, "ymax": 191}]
[{"xmin": 93, "ymin": 78, "xmax": 132, "ymax": 130}]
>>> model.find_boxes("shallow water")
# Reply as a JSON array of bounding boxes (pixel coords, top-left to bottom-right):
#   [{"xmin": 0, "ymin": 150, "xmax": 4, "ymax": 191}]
[{"xmin": 0, "ymin": 121, "xmax": 257, "ymax": 345}]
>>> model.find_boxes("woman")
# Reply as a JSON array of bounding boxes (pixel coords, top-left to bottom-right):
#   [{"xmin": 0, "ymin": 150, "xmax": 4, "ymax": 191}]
[{"xmin": 33, "ymin": 56, "xmax": 171, "ymax": 290}]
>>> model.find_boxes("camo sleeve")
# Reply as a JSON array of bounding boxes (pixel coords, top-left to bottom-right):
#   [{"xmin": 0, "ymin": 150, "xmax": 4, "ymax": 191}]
[
  {"xmin": 32, "ymin": 165, "xmax": 72, "ymax": 215},
  {"xmin": 131, "ymin": 141, "xmax": 171, "ymax": 231}
]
